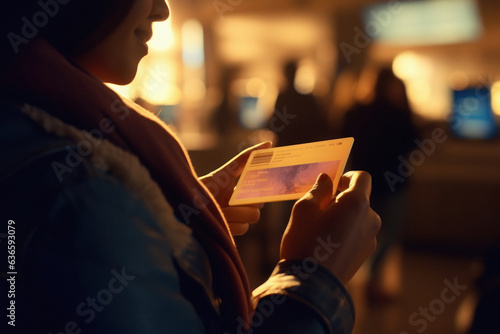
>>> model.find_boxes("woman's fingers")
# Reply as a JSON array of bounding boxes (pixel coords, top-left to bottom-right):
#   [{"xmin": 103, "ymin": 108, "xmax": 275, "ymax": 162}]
[
  {"xmin": 227, "ymin": 222, "xmax": 250, "ymax": 236},
  {"xmin": 222, "ymin": 206, "xmax": 262, "ymax": 236},
  {"xmin": 337, "ymin": 171, "xmax": 372, "ymax": 198},
  {"xmin": 222, "ymin": 206, "xmax": 261, "ymax": 224}
]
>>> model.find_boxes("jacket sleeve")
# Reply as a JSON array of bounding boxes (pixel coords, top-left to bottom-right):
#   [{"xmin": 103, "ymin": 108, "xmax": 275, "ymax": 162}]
[{"xmin": 251, "ymin": 260, "xmax": 355, "ymax": 334}]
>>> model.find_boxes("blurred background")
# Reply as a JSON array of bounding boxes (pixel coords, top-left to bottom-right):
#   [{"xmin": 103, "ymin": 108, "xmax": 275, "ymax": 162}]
[{"xmin": 109, "ymin": 0, "xmax": 500, "ymax": 333}]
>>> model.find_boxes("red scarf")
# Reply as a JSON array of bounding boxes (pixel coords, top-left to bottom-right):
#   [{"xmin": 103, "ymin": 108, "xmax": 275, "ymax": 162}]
[{"xmin": 0, "ymin": 38, "xmax": 251, "ymax": 330}]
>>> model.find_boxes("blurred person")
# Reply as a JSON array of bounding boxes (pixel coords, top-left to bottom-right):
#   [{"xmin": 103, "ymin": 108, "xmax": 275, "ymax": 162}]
[
  {"xmin": 0, "ymin": 1, "xmax": 380, "ymax": 333},
  {"xmin": 342, "ymin": 66, "xmax": 418, "ymax": 304},
  {"xmin": 211, "ymin": 66, "xmax": 241, "ymax": 137},
  {"xmin": 468, "ymin": 247, "xmax": 500, "ymax": 333},
  {"xmin": 329, "ymin": 68, "xmax": 359, "ymax": 137},
  {"xmin": 270, "ymin": 60, "xmax": 331, "ymax": 147}
]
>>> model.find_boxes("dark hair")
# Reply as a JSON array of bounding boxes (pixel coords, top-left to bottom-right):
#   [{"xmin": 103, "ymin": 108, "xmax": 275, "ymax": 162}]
[{"xmin": 1, "ymin": 0, "xmax": 135, "ymax": 61}]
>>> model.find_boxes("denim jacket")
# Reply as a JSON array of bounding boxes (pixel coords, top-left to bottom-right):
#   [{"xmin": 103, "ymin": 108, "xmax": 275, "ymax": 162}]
[{"xmin": 0, "ymin": 101, "xmax": 355, "ymax": 334}]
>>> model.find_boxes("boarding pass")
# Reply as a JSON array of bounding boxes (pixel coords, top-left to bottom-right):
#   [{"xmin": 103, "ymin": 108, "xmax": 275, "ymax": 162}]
[{"xmin": 229, "ymin": 137, "xmax": 354, "ymax": 206}]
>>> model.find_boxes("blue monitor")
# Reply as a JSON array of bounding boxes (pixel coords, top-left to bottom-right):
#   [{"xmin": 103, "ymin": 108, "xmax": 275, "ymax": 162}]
[
  {"xmin": 238, "ymin": 96, "xmax": 267, "ymax": 130},
  {"xmin": 451, "ymin": 87, "xmax": 497, "ymax": 139}
]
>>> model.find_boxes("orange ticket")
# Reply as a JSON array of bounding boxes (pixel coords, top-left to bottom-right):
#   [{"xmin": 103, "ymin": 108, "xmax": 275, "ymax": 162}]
[{"xmin": 229, "ymin": 137, "xmax": 354, "ymax": 206}]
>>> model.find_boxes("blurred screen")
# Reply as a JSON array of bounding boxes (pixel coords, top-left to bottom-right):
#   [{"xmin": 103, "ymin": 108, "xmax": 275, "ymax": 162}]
[
  {"xmin": 452, "ymin": 87, "xmax": 497, "ymax": 139},
  {"xmin": 362, "ymin": 0, "xmax": 482, "ymax": 45},
  {"xmin": 238, "ymin": 96, "xmax": 267, "ymax": 129}
]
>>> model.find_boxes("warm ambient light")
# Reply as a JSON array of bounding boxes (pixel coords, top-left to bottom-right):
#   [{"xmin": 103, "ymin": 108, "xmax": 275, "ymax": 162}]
[
  {"xmin": 183, "ymin": 78, "xmax": 206, "ymax": 102},
  {"xmin": 142, "ymin": 70, "xmax": 182, "ymax": 105},
  {"xmin": 393, "ymin": 51, "xmax": 431, "ymax": 81},
  {"xmin": 491, "ymin": 81, "xmax": 500, "ymax": 116},
  {"xmin": 448, "ymin": 71, "xmax": 470, "ymax": 91},
  {"xmin": 106, "ymin": 83, "xmax": 132, "ymax": 99},
  {"xmin": 295, "ymin": 60, "xmax": 316, "ymax": 95},
  {"xmin": 393, "ymin": 51, "xmax": 433, "ymax": 105},
  {"xmin": 407, "ymin": 80, "xmax": 432, "ymax": 105},
  {"xmin": 246, "ymin": 78, "xmax": 267, "ymax": 98},
  {"xmin": 182, "ymin": 20, "xmax": 205, "ymax": 68},
  {"xmin": 392, "ymin": 52, "xmax": 452, "ymax": 121},
  {"xmin": 149, "ymin": 20, "xmax": 175, "ymax": 52}
]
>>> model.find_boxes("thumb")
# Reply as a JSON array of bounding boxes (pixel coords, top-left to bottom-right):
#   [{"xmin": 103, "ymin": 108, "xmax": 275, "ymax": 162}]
[
  {"xmin": 281, "ymin": 173, "xmax": 334, "ymax": 260},
  {"xmin": 294, "ymin": 173, "xmax": 334, "ymax": 215},
  {"xmin": 308, "ymin": 173, "xmax": 334, "ymax": 211}
]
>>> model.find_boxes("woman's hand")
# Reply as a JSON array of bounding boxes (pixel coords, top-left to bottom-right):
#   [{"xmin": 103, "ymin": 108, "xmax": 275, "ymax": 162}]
[
  {"xmin": 280, "ymin": 171, "xmax": 381, "ymax": 284},
  {"xmin": 200, "ymin": 142, "xmax": 272, "ymax": 236}
]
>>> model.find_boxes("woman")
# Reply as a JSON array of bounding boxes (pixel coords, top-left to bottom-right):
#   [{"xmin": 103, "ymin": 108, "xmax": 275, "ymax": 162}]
[{"xmin": 0, "ymin": 1, "xmax": 380, "ymax": 333}]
